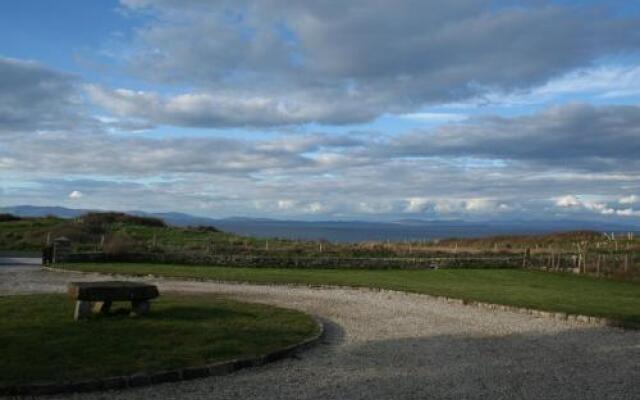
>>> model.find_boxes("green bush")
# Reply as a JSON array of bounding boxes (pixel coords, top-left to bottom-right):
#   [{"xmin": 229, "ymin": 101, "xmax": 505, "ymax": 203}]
[
  {"xmin": 0, "ymin": 214, "xmax": 21, "ymax": 222},
  {"xmin": 81, "ymin": 212, "xmax": 167, "ymax": 228}
]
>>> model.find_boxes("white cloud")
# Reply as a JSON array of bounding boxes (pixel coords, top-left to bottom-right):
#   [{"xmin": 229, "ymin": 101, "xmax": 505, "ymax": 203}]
[
  {"xmin": 277, "ymin": 200, "xmax": 295, "ymax": 210},
  {"xmin": 556, "ymin": 195, "xmax": 613, "ymax": 213},
  {"xmin": 586, "ymin": 202, "xmax": 615, "ymax": 215},
  {"xmin": 554, "ymin": 194, "xmax": 640, "ymax": 218},
  {"xmin": 405, "ymin": 198, "xmax": 431, "ymax": 213},
  {"xmin": 272, "ymin": 199, "xmax": 327, "ymax": 214},
  {"xmin": 68, "ymin": 190, "xmax": 84, "ymax": 199},
  {"xmin": 616, "ymin": 208, "xmax": 640, "ymax": 217},
  {"xmin": 356, "ymin": 201, "xmax": 395, "ymax": 214},
  {"xmin": 464, "ymin": 198, "xmax": 497, "ymax": 212},
  {"xmin": 620, "ymin": 195, "xmax": 639, "ymax": 205},
  {"xmin": 403, "ymin": 198, "xmax": 505, "ymax": 215},
  {"xmin": 306, "ymin": 202, "xmax": 325, "ymax": 214},
  {"xmin": 556, "ymin": 195, "xmax": 583, "ymax": 208}
]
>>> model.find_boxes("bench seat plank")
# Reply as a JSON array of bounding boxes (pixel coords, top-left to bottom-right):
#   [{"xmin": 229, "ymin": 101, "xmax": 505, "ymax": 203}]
[{"xmin": 68, "ymin": 281, "xmax": 159, "ymax": 302}]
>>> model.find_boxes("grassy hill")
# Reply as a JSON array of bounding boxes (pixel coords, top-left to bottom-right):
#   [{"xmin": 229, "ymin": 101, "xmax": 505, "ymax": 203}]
[{"xmin": 0, "ymin": 212, "xmax": 228, "ymax": 253}]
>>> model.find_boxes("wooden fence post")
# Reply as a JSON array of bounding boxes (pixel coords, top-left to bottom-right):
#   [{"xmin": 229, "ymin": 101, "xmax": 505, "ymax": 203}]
[
  {"xmin": 583, "ymin": 253, "xmax": 587, "ymax": 274},
  {"xmin": 624, "ymin": 254, "xmax": 629, "ymax": 273},
  {"xmin": 522, "ymin": 248, "xmax": 530, "ymax": 269}
]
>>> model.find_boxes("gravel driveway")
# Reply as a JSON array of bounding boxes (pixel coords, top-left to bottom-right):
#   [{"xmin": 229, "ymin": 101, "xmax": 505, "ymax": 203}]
[{"xmin": 1, "ymin": 262, "xmax": 639, "ymax": 400}]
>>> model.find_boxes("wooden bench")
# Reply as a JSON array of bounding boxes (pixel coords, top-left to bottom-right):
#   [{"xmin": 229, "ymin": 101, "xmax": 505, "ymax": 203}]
[{"xmin": 67, "ymin": 281, "xmax": 160, "ymax": 320}]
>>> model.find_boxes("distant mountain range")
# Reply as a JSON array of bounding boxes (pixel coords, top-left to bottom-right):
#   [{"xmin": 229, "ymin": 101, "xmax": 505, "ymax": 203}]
[{"xmin": 2, "ymin": 205, "xmax": 639, "ymax": 243}]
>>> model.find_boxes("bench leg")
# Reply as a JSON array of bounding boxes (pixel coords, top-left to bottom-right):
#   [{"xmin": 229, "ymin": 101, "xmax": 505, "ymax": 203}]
[
  {"xmin": 91, "ymin": 300, "xmax": 112, "ymax": 314},
  {"xmin": 74, "ymin": 301, "xmax": 92, "ymax": 320},
  {"xmin": 131, "ymin": 300, "xmax": 150, "ymax": 316}
]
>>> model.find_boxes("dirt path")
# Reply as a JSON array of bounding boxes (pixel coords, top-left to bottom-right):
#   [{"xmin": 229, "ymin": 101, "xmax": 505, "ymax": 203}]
[{"xmin": 2, "ymin": 263, "xmax": 639, "ymax": 399}]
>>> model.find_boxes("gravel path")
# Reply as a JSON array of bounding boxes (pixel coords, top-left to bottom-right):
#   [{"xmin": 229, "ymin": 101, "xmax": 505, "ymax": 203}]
[{"xmin": 1, "ymin": 262, "xmax": 639, "ymax": 400}]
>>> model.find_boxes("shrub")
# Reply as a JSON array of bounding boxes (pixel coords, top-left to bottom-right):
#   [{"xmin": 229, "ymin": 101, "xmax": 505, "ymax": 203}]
[
  {"xmin": 193, "ymin": 225, "xmax": 219, "ymax": 233},
  {"xmin": 0, "ymin": 214, "xmax": 21, "ymax": 222},
  {"xmin": 103, "ymin": 232, "xmax": 143, "ymax": 256},
  {"xmin": 80, "ymin": 212, "xmax": 167, "ymax": 228}
]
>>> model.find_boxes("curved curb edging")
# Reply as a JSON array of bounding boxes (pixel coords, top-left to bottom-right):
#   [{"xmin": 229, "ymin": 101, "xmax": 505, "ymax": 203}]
[
  {"xmin": 0, "ymin": 304, "xmax": 324, "ymax": 397},
  {"xmin": 44, "ymin": 266, "xmax": 640, "ymax": 331}
]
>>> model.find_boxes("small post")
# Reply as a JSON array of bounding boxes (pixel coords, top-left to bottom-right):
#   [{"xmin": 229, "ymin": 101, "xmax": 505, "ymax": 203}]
[
  {"xmin": 522, "ymin": 248, "xmax": 530, "ymax": 269},
  {"xmin": 624, "ymin": 254, "xmax": 629, "ymax": 273},
  {"xmin": 577, "ymin": 253, "xmax": 583, "ymax": 274},
  {"xmin": 52, "ymin": 237, "xmax": 72, "ymax": 264}
]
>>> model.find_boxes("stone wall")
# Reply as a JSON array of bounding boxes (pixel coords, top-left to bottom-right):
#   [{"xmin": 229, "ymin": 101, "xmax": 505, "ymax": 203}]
[{"xmin": 67, "ymin": 252, "xmax": 519, "ymax": 269}]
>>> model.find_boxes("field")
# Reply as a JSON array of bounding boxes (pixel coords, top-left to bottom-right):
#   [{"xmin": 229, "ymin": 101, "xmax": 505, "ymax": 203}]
[
  {"xmin": 0, "ymin": 293, "xmax": 318, "ymax": 386},
  {"xmin": 62, "ymin": 263, "xmax": 640, "ymax": 324}
]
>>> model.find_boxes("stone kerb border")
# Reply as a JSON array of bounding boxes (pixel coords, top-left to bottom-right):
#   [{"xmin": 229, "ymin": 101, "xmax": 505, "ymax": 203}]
[
  {"xmin": 437, "ymin": 297, "xmax": 640, "ymax": 330},
  {"xmin": 45, "ymin": 266, "xmax": 640, "ymax": 331},
  {"xmin": 0, "ymin": 302, "xmax": 324, "ymax": 397}
]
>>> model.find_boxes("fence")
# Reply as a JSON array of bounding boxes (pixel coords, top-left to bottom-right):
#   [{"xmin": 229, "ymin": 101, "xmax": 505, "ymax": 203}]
[
  {"xmin": 523, "ymin": 250, "xmax": 639, "ymax": 279},
  {"xmin": 54, "ymin": 242, "xmax": 639, "ymax": 279}
]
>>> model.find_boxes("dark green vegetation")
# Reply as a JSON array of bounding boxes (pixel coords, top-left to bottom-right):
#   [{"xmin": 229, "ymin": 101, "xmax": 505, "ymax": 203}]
[
  {"xmin": 0, "ymin": 212, "xmax": 233, "ymax": 253},
  {"xmin": 0, "ymin": 214, "xmax": 21, "ymax": 222},
  {"xmin": 66, "ymin": 263, "xmax": 640, "ymax": 324},
  {"xmin": 0, "ymin": 293, "xmax": 318, "ymax": 385},
  {"xmin": 0, "ymin": 215, "xmax": 63, "ymax": 251}
]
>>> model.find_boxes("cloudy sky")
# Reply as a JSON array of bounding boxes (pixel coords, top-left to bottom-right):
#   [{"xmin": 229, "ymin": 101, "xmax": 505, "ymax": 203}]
[{"xmin": 1, "ymin": 0, "xmax": 640, "ymax": 222}]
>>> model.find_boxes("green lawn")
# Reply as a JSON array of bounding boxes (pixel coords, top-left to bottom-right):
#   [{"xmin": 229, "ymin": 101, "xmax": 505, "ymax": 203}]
[
  {"xmin": 65, "ymin": 263, "xmax": 640, "ymax": 324},
  {"xmin": 0, "ymin": 293, "xmax": 318, "ymax": 385}
]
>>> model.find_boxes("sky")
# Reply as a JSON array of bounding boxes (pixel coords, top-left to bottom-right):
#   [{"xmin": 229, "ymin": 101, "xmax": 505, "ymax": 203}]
[{"xmin": 1, "ymin": 0, "xmax": 640, "ymax": 222}]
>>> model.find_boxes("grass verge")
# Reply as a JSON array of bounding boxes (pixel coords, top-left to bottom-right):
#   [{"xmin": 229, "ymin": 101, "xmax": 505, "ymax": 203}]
[
  {"xmin": 0, "ymin": 293, "xmax": 318, "ymax": 386},
  {"xmin": 64, "ymin": 263, "xmax": 640, "ymax": 324}
]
